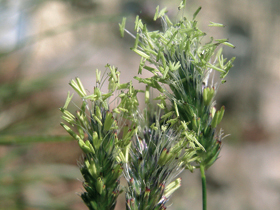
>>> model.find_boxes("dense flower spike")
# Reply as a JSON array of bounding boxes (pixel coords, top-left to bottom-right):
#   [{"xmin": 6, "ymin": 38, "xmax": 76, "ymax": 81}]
[
  {"xmin": 60, "ymin": 2, "xmax": 233, "ymax": 210},
  {"xmin": 120, "ymin": 1, "xmax": 235, "ymax": 209},
  {"xmin": 121, "ymin": 2, "xmax": 234, "ymax": 170},
  {"xmin": 60, "ymin": 65, "xmax": 136, "ymax": 210},
  {"xmin": 124, "ymin": 107, "xmax": 197, "ymax": 210}
]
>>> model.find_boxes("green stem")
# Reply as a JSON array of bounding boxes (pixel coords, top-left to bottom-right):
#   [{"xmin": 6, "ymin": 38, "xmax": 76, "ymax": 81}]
[{"xmin": 200, "ymin": 165, "xmax": 207, "ymax": 210}]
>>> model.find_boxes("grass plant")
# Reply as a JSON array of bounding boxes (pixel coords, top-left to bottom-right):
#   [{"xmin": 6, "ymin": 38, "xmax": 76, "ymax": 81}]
[{"xmin": 61, "ymin": 1, "xmax": 235, "ymax": 209}]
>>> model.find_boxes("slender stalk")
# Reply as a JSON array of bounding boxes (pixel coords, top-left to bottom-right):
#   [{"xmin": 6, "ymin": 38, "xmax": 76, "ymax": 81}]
[{"xmin": 200, "ymin": 165, "xmax": 207, "ymax": 210}]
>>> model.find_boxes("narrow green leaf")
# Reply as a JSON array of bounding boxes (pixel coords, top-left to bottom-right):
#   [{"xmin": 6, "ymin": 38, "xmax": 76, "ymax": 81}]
[
  {"xmin": 193, "ymin": 7, "xmax": 202, "ymax": 20},
  {"xmin": 154, "ymin": 6, "xmax": 160, "ymax": 21},
  {"xmin": 119, "ymin": 17, "xmax": 126, "ymax": 38},
  {"xmin": 62, "ymin": 91, "xmax": 74, "ymax": 109},
  {"xmin": 208, "ymin": 21, "xmax": 224, "ymax": 27}
]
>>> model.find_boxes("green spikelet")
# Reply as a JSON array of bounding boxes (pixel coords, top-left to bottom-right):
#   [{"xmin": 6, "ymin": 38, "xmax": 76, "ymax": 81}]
[{"xmin": 60, "ymin": 65, "xmax": 136, "ymax": 210}]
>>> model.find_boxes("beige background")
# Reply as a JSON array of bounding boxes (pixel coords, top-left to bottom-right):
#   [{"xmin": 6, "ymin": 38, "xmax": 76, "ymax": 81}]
[{"xmin": 0, "ymin": 0, "xmax": 279, "ymax": 209}]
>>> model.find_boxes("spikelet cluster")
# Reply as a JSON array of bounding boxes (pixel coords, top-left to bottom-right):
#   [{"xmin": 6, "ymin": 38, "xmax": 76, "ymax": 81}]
[
  {"xmin": 125, "ymin": 106, "xmax": 200, "ymax": 210},
  {"xmin": 120, "ymin": 3, "xmax": 235, "ymax": 169},
  {"xmin": 60, "ymin": 65, "xmax": 136, "ymax": 210},
  {"xmin": 60, "ymin": 1, "xmax": 235, "ymax": 209}
]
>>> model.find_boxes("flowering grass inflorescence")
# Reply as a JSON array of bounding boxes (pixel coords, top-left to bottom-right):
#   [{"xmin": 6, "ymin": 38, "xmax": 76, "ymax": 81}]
[
  {"xmin": 120, "ymin": 4, "xmax": 235, "ymax": 170},
  {"xmin": 125, "ymin": 105, "xmax": 200, "ymax": 210},
  {"xmin": 119, "ymin": 1, "xmax": 235, "ymax": 209},
  {"xmin": 60, "ymin": 1, "xmax": 234, "ymax": 210},
  {"xmin": 60, "ymin": 64, "xmax": 195, "ymax": 209},
  {"xmin": 60, "ymin": 66, "xmax": 138, "ymax": 210}
]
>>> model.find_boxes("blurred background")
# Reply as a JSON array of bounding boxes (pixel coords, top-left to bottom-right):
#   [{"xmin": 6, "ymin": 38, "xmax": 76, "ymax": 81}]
[{"xmin": 0, "ymin": 0, "xmax": 280, "ymax": 209}]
